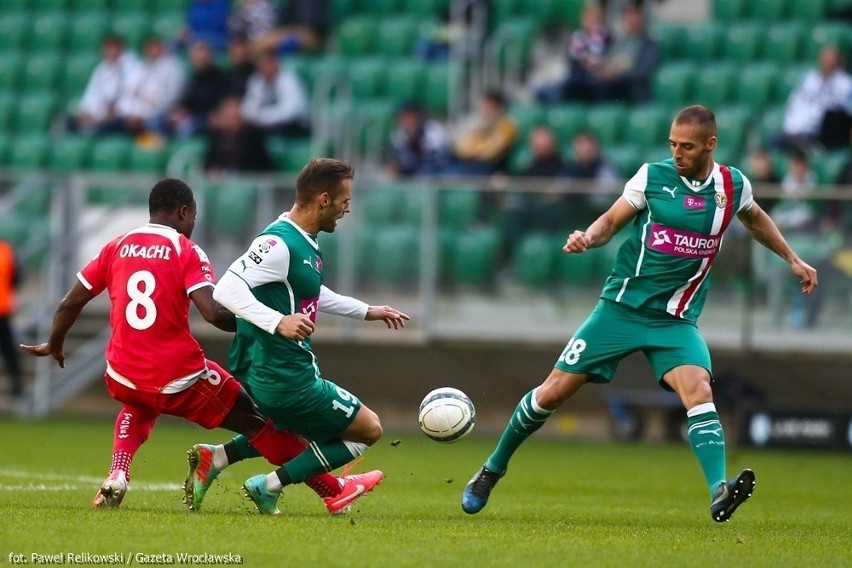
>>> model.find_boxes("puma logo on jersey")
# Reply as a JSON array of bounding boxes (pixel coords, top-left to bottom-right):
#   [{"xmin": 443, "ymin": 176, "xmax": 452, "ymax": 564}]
[
  {"xmin": 651, "ymin": 229, "xmax": 671, "ymax": 246},
  {"xmin": 662, "ymin": 186, "xmax": 677, "ymax": 198},
  {"xmin": 303, "ymin": 259, "xmax": 312, "ymax": 266}
]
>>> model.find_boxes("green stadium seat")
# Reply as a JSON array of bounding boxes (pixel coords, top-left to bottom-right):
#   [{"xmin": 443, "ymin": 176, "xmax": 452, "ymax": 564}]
[
  {"xmin": 355, "ymin": 98, "xmax": 397, "ymax": 151},
  {"xmin": 744, "ymin": 0, "xmax": 787, "ymax": 21},
  {"xmin": 0, "ymin": 133, "xmax": 10, "ymax": 167},
  {"xmin": 693, "ymin": 62, "xmax": 736, "ymax": 107},
  {"xmin": 652, "ymin": 62, "xmax": 695, "ymax": 105},
  {"xmin": 712, "ymin": 0, "xmax": 746, "ymax": 21},
  {"xmin": 624, "ymin": 104, "xmax": 669, "ymax": 147},
  {"xmin": 721, "ymin": 21, "xmax": 762, "ymax": 62},
  {"xmin": 714, "ymin": 105, "xmax": 752, "ymax": 153},
  {"xmin": 335, "ymin": 17, "xmax": 378, "ymax": 56},
  {"xmin": 21, "ymin": 54, "xmax": 63, "ymax": 92},
  {"xmin": 0, "ymin": 53, "xmax": 23, "ymax": 91},
  {"xmin": 513, "ymin": 232, "xmax": 556, "ymax": 288},
  {"xmin": 761, "ymin": 22, "xmax": 804, "ymax": 64},
  {"xmin": 2, "ymin": 0, "xmax": 29, "ymax": 12},
  {"xmin": 68, "ymin": 14, "xmax": 110, "ymax": 54},
  {"xmin": 49, "ymin": 136, "xmax": 93, "ymax": 172},
  {"xmin": 308, "ymin": 55, "xmax": 350, "ymax": 94},
  {"xmin": 0, "ymin": 13, "xmax": 30, "ymax": 53},
  {"xmin": 804, "ymin": 22, "xmax": 851, "ymax": 60},
  {"xmin": 71, "ymin": 0, "xmax": 111, "ymax": 13},
  {"xmin": 206, "ymin": 180, "xmax": 257, "ymax": 237},
  {"xmin": 129, "ymin": 144, "xmax": 168, "ymax": 173},
  {"xmin": 152, "ymin": 13, "xmax": 185, "ymax": 39},
  {"xmin": 383, "ymin": 58, "xmax": 427, "ymax": 103},
  {"xmin": 9, "ymin": 134, "xmax": 50, "ymax": 170},
  {"xmin": 733, "ymin": 63, "xmax": 780, "ymax": 110},
  {"xmin": 819, "ymin": 150, "xmax": 849, "ymax": 185},
  {"xmin": 756, "ymin": 105, "xmax": 785, "ymax": 146},
  {"xmin": 777, "ymin": 65, "xmax": 808, "ymax": 104},
  {"xmin": 111, "ymin": 12, "xmax": 153, "ymax": 50},
  {"xmin": 643, "ymin": 144, "xmax": 671, "ymax": 164},
  {"xmin": 451, "ymin": 227, "xmax": 500, "ymax": 287},
  {"xmin": 605, "ymin": 145, "xmax": 644, "ymax": 178},
  {"xmin": 0, "ymin": 215, "xmax": 32, "ymax": 249},
  {"xmin": 406, "ymin": 0, "xmax": 450, "ymax": 18},
  {"xmin": 558, "ymin": 237, "xmax": 607, "ymax": 285},
  {"xmin": 507, "ymin": 145, "xmax": 532, "ymax": 174},
  {"xmin": 439, "ymin": 187, "xmax": 480, "ymax": 229},
  {"xmin": 63, "ymin": 53, "xmax": 99, "ymax": 94},
  {"xmin": 332, "ymin": 0, "xmax": 358, "ymax": 20},
  {"xmin": 423, "ymin": 62, "xmax": 451, "ymax": 116},
  {"xmin": 370, "ymin": 224, "xmax": 420, "ymax": 285},
  {"xmin": 0, "ymin": 93, "xmax": 14, "ymax": 132},
  {"xmin": 377, "ymin": 16, "xmax": 420, "ymax": 57},
  {"xmin": 363, "ymin": 0, "xmax": 402, "ymax": 15},
  {"xmin": 33, "ymin": 0, "xmax": 68, "ymax": 9},
  {"xmin": 788, "ymin": 0, "xmax": 827, "ymax": 22},
  {"xmin": 14, "ymin": 181, "xmax": 52, "ymax": 217},
  {"xmin": 547, "ymin": 104, "xmax": 587, "ymax": 146},
  {"xmin": 554, "ymin": 0, "xmax": 586, "ymax": 28},
  {"xmin": 490, "ymin": 19, "xmax": 537, "ymax": 69},
  {"xmin": 30, "ymin": 13, "xmax": 69, "ymax": 54},
  {"xmin": 150, "ymin": 0, "xmax": 189, "ymax": 13},
  {"xmin": 651, "ymin": 24, "xmax": 684, "ymax": 60},
  {"xmin": 270, "ymin": 137, "xmax": 313, "ymax": 173},
  {"xmin": 509, "ymin": 103, "xmax": 547, "ymax": 142},
  {"xmin": 89, "ymin": 137, "xmax": 133, "ymax": 171},
  {"xmin": 490, "ymin": 0, "xmax": 520, "ymax": 28},
  {"xmin": 347, "ymin": 57, "xmax": 387, "ymax": 100},
  {"xmin": 361, "ymin": 187, "xmax": 405, "ymax": 223},
  {"xmin": 585, "ymin": 103, "xmax": 628, "ymax": 145},
  {"xmin": 13, "ymin": 93, "xmax": 56, "ymax": 133},
  {"xmin": 399, "ymin": 184, "xmax": 428, "ymax": 225},
  {"xmin": 682, "ymin": 23, "xmax": 723, "ymax": 62},
  {"xmin": 114, "ymin": 0, "xmax": 150, "ymax": 11}
]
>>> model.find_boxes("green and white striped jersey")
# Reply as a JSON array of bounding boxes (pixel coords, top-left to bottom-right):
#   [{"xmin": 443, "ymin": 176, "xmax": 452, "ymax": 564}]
[{"xmin": 600, "ymin": 158, "xmax": 754, "ymax": 322}]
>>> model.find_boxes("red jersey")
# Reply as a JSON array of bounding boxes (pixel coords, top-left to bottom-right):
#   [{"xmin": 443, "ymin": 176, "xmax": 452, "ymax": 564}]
[{"xmin": 78, "ymin": 223, "xmax": 215, "ymax": 393}]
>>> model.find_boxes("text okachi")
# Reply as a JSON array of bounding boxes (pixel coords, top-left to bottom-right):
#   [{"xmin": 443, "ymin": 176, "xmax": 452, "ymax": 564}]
[{"xmin": 119, "ymin": 244, "xmax": 172, "ymax": 260}]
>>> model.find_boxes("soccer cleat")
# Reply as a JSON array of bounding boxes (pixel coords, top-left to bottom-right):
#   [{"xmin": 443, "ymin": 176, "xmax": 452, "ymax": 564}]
[
  {"xmin": 461, "ymin": 465, "xmax": 503, "ymax": 514},
  {"xmin": 182, "ymin": 444, "xmax": 220, "ymax": 512},
  {"xmin": 324, "ymin": 469, "xmax": 385, "ymax": 515},
  {"xmin": 243, "ymin": 475, "xmax": 282, "ymax": 515},
  {"xmin": 710, "ymin": 468, "xmax": 756, "ymax": 522},
  {"xmin": 92, "ymin": 470, "xmax": 128, "ymax": 509}
]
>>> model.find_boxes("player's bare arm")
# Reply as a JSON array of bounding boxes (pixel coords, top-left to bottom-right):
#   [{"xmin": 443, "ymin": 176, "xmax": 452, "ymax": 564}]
[
  {"xmin": 365, "ymin": 305, "xmax": 410, "ymax": 330},
  {"xmin": 190, "ymin": 286, "xmax": 236, "ymax": 332},
  {"xmin": 19, "ymin": 280, "xmax": 95, "ymax": 368},
  {"xmin": 564, "ymin": 197, "xmax": 637, "ymax": 253},
  {"xmin": 737, "ymin": 202, "xmax": 818, "ymax": 294}
]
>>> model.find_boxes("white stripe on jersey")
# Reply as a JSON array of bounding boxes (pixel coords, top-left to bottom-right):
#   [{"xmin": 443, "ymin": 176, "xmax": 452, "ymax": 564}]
[
  {"xmin": 664, "ymin": 169, "xmax": 728, "ymax": 315},
  {"xmin": 615, "ymin": 211, "xmax": 652, "ymax": 303}
]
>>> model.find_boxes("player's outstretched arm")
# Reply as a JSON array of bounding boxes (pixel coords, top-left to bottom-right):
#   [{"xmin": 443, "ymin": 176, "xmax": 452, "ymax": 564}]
[
  {"xmin": 190, "ymin": 286, "xmax": 236, "ymax": 332},
  {"xmin": 365, "ymin": 305, "xmax": 410, "ymax": 330},
  {"xmin": 19, "ymin": 281, "xmax": 95, "ymax": 368},
  {"xmin": 738, "ymin": 202, "xmax": 818, "ymax": 294}
]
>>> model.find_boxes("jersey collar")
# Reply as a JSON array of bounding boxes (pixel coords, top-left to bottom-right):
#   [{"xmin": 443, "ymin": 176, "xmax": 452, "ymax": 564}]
[
  {"xmin": 279, "ymin": 214, "xmax": 319, "ymax": 251},
  {"xmin": 679, "ymin": 162, "xmax": 720, "ymax": 192}
]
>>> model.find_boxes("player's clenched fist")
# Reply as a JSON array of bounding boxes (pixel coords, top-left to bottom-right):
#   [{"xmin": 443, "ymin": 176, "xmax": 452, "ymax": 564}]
[
  {"xmin": 276, "ymin": 313, "xmax": 315, "ymax": 340},
  {"xmin": 563, "ymin": 230, "xmax": 592, "ymax": 254}
]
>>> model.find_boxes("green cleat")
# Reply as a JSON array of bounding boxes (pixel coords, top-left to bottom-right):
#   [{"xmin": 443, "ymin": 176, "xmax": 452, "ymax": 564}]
[
  {"xmin": 243, "ymin": 475, "xmax": 282, "ymax": 515},
  {"xmin": 183, "ymin": 444, "xmax": 220, "ymax": 512}
]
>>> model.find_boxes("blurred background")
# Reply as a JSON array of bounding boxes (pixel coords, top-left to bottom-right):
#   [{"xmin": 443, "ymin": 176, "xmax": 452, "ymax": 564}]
[{"xmin": 0, "ymin": 0, "xmax": 850, "ymax": 451}]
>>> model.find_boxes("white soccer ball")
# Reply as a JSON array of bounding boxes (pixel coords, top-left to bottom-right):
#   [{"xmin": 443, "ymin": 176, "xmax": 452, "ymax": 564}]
[{"xmin": 418, "ymin": 387, "xmax": 476, "ymax": 443}]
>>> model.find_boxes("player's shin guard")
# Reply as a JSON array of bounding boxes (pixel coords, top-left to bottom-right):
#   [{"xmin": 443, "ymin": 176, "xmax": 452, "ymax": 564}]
[
  {"xmin": 282, "ymin": 440, "xmax": 367, "ymax": 484},
  {"xmin": 686, "ymin": 403, "xmax": 727, "ymax": 495},
  {"xmin": 486, "ymin": 388, "xmax": 553, "ymax": 474},
  {"xmin": 110, "ymin": 406, "xmax": 155, "ymax": 481}
]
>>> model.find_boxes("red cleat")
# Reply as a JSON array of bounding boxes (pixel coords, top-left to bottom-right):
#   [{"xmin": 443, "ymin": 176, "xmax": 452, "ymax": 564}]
[{"xmin": 323, "ymin": 470, "xmax": 384, "ymax": 515}]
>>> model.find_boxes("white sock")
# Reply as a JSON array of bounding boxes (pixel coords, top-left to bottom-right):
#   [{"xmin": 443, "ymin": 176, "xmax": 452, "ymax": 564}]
[
  {"xmin": 212, "ymin": 445, "xmax": 229, "ymax": 470},
  {"xmin": 265, "ymin": 472, "xmax": 283, "ymax": 492}
]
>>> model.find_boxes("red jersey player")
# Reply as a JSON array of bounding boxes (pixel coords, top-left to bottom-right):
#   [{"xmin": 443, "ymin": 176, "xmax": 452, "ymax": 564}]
[{"xmin": 20, "ymin": 179, "xmax": 380, "ymax": 513}]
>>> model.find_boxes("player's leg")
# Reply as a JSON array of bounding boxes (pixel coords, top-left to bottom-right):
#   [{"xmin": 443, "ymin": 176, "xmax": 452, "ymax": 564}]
[{"xmin": 93, "ymin": 404, "xmax": 157, "ymax": 508}]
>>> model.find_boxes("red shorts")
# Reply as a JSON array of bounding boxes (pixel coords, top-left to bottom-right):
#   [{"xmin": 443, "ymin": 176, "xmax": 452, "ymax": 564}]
[{"xmin": 104, "ymin": 360, "xmax": 242, "ymax": 429}]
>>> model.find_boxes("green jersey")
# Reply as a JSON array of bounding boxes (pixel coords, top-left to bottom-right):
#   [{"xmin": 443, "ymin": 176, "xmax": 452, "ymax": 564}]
[
  {"xmin": 601, "ymin": 159, "xmax": 754, "ymax": 322},
  {"xmin": 223, "ymin": 216, "xmax": 325, "ymax": 393}
]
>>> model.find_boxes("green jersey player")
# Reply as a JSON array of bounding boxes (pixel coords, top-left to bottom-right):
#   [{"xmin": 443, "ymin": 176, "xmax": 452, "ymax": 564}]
[
  {"xmin": 194, "ymin": 159, "xmax": 409, "ymax": 515},
  {"xmin": 463, "ymin": 105, "xmax": 819, "ymax": 522}
]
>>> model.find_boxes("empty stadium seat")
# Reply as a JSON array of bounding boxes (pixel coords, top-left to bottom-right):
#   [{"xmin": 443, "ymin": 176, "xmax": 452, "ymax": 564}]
[
  {"xmin": 744, "ymin": 0, "xmax": 787, "ymax": 20},
  {"xmin": 624, "ymin": 104, "xmax": 669, "ymax": 147},
  {"xmin": 70, "ymin": 0, "xmax": 111, "ymax": 14},
  {"xmin": 712, "ymin": 0, "xmax": 746, "ymax": 21},
  {"xmin": 439, "ymin": 187, "xmax": 480, "ymax": 229},
  {"xmin": 788, "ymin": 0, "xmax": 827, "ymax": 22},
  {"xmin": 0, "ymin": 53, "xmax": 22, "ymax": 91},
  {"xmin": 406, "ymin": 0, "xmax": 450, "ymax": 18},
  {"xmin": 805, "ymin": 22, "xmax": 851, "ymax": 60},
  {"xmin": 63, "ymin": 53, "xmax": 99, "ymax": 94},
  {"xmin": 694, "ymin": 62, "xmax": 736, "ymax": 107},
  {"xmin": 451, "ymin": 227, "xmax": 500, "ymax": 287},
  {"xmin": 383, "ymin": 58, "xmax": 427, "ymax": 103},
  {"xmin": 361, "ymin": 186, "xmax": 405, "ymax": 223},
  {"xmin": 30, "ymin": 12, "xmax": 69, "ymax": 54},
  {"xmin": 682, "ymin": 23, "xmax": 723, "ymax": 62},
  {"xmin": 721, "ymin": 21, "xmax": 762, "ymax": 62},
  {"xmin": 13, "ymin": 93, "xmax": 56, "ymax": 133},
  {"xmin": 423, "ymin": 62, "xmax": 451, "ymax": 116},
  {"xmin": 761, "ymin": 22, "xmax": 805, "ymax": 64},
  {"xmin": 651, "ymin": 23, "xmax": 684, "ymax": 60},
  {"xmin": 205, "ymin": 179, "xmax": 258, "ymax": 237},
  {"xmin": 514, "ymin": 232, "xmax": 556, "ymax": 288},
  {"xmin": 547, "ymin": 104, "xmax": 587, "ymax": 146},
  {"xmin": 606, "ymin": 145, "xmax": 644, "ymax": 178},
  {"xmin": 714, "ymin": 105, "xmax": 752, "ymax": 153},
  {"xmin": 111, "ymin": 12, "xmax": 153, "ymax": 49},
  {"xmin": 755, "ymin": 105, "xmax": 786, "ymax": 146},
  {"xmin": 0, "ymin": 13, "xmax": 30, "ymax": 53},
  {"xmin": 377, "ymin": 16, "xmax": 420, "ymax": 58},
  {"xmin": 347, "ymin": 57, "xmax": 387, "ymax": 100},
  {"xmin": 21, "ymin": 54, "xmax": 63, "ymax": 92},
  {"xmin": 0, "ymin": 93, "xmax": 14, "ymax": 132},
  {"xmin": 68, "ymin": 14, "xmax": 111, "ymax": 53},
  {"xmin": 509, "ymin": 103, "xmax": 546, "ymax": 142},
  {"xmin": 89, "ymin": 136, "xmax": 133, "ymax": 171},
  {"xmin": 129, "ymin": 144, "xmax": 168, "ymax": 173},
  {"xmin": 0, "ymin": 133, "xmax": 10, "ymax": 167},
  {"xmin": 652, "ymin": 62, "xmax": 695, "ymax": 105},
  {"xmin": 370, "ymin": 224, "xmax": 420, "ymax": 284},
  {"xmin": 558, "ymin": 239, "xmax": 607, "ymax": 285},
  {"xmin": 734, "ymin": 63, "xmax": 780, "ymax": 109},
  {"xmin": 335, "ymin": 17, "xmax": 377, "ymax": 56},
  {"xmin": 585, "ymin": 103, "xmax": 628, "ymax": 145},
  {"xmin": 49, "ymin": 136, "xmax": 92, "ymax": 172},
  {"xmin": 9, "ymin": 134, "xmax": 50, "ymax": 170}
]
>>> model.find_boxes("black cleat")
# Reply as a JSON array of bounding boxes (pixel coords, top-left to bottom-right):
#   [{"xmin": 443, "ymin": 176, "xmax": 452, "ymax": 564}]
[
  {"xmin": 710, "ymin": 468, "xmax": 756, "ymax": 522},
  {"xmin": 461, "ymin": 465, "xmax": 503, "ymax": 514}
]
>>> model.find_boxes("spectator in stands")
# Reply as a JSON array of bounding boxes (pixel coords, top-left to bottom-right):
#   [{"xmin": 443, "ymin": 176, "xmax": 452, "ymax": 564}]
[
  {"xmin": 228, "ymin": 0, "xmax": 279, "ymax": 45},
  {"xmin": 181, "ymin": 0, "xmax": 231, "ymax": 53},
  {"xmin": 254, "ymin": 0, "xmax": 331, "ymax": 55},
  {"xmin": 241, "ymin": 50, "xmax": 310, "ymax": 138},
  {"xmin": 204, "ymin": 97, "xmax": 272, "ymax": 174},
  {"xmin": 562, "ymin": 3, "xmax": 659, "ymax": 103},
  {"xmin": 116, "ymin": 36, "xmax": 186, "ymax": 138},
  {"xmin": 224, "ymin": 34, "xmax": 256, "ymax": 98},
  {"xmin": 164, "ymin": 41, "xmax": 228, "ymax": 138},
  {"xmin": 520, "ymin": 127, "xmax": 569, "ymax": 178},
  {"xmin": 770, "ymin": 148, "xmax": 819, "ymax": 233},
  {"xmin": 747, "ymin": 148, "xmax": 781, "ymax": 185},
  {"xmin": 0, "ymin": 239, "xmax": 22, "ymax": 402},
  {"xmin": 66, "ymin": 35, "xmax": 141, "ymax": 136},
  {"xmin": 564, "ymin": 130, "xmax": 619, "ymax": 219},
  {"xmin": 445, "ymin": 90, "xmax": 518, "ymax": 176},
  {"xmin": 773, "ymin": 45, "xmax": 852, "ymax": 152},
  {"xmin": 387, "ymin": 101, "xmax": 450, "ymax": 177}
]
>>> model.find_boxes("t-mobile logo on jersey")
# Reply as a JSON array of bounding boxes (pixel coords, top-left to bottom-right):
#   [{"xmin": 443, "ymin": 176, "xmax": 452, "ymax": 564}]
[
  {"xmin": 299, "ymin": 297, "xmax": 319, "ymax": 322},
  {"xmin": 647, "ymin": 223, "xmax": 720, "ymax": 259},
  {"xmin": 683, "ymin": 195, "xmax": 706, "ymax": 210}
]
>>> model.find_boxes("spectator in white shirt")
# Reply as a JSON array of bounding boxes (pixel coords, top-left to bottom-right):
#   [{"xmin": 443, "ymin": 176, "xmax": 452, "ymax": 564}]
[
  {"xmin": 67, "ymin": 35, "xmax": 141, "ymax": 135},
  {"xmin": 116, "ymin": 36, "xmax": 187, "ymax": 136},
  {"xmin": 241, "ymin": 50, "xmax": 309, "ymax": 137},
  {"xmin": 775, "ymin": 45, "xmax": 852, "ymax": 151}
]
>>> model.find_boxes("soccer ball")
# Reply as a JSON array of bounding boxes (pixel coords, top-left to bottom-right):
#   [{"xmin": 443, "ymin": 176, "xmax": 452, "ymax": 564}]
[{"xmin": 418, "ymin": 387, "xmax": 476, "ymax": 443}]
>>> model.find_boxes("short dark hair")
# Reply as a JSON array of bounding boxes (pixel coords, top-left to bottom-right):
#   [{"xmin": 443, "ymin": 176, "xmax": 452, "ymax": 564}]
[
  {"xmin": 295, "ymin": 159, "xmax": 354, "ymax": 205},
  {"xmin": 149, "ymin": 178, "xmax": 195, "ymax": 215},
  {"xmin": 482, "ymin": 89, "xmax": 507, "ymax": 109},
  {"xmin": 674, "ymin": 105, "xmax": 717, "ymax": 138}
]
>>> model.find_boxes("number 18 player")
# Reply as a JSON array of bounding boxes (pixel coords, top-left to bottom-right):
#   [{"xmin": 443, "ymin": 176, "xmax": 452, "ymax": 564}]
[{"xmin": 462, "ymin": 105, "xmax": 819, "ymax": 522}]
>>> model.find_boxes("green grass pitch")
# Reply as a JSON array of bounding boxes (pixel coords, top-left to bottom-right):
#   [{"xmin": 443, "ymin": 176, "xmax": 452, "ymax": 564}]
[{"xmin": 1, "ymin": 418, "xmax": 850, "ymax": 567}]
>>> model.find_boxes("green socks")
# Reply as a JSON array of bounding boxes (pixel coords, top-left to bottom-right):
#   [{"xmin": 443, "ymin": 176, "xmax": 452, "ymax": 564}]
[
  {"xmin": 686, "ymin": 403, "xmax": 726, "ymax": 496},
  {"xmin": 280, "ymin": 439, "xmax": 367, "ymax": 485},
  {"xmin": 485, "ymin": 388, "xmax": 553, "ymax": 474}
]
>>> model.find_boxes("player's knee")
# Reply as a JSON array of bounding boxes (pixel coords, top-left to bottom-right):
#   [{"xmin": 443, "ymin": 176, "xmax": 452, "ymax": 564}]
[{"xmin": 363, "ymin": 416, "xmax": 383, "ymax": 445}]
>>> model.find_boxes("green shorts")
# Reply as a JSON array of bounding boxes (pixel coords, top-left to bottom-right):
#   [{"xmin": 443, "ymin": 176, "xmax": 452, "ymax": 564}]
[
  {"xmin": 554, "ymin": 299, "xmax": 711, "ymax": 390},
  {"xmin": 247, "ymin": 378, "xmax": 362, "ymax": 443}
]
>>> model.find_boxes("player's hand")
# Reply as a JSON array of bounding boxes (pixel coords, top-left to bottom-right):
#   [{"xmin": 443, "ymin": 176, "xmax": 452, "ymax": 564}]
[
  {"xmin": 563, "ymin": 230, "xmax": 592, "ymax": 254},
  {"xmin": 276, "ymin": 314, "xmax": 315, "ymax": 341},
  {"xmin": 19, "ymin": 342, "xmax": 66, "ymax": 368},
  {"xmin": 791, "ymin": 258, "xmax": 818, "ymax": 295},
  {"xmin": 366, "ymin": 306, "xmax": 410, "ymax": 330}
]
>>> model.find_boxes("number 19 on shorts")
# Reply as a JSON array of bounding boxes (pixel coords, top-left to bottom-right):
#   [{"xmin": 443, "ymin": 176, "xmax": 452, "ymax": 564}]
[
  {"xmin": 332, "ymin": 386, "xmax": 359, "ymax": 418},
  {"xmin": 559, "ymin": 337, "xmax": 587, "ymax": 365}
]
